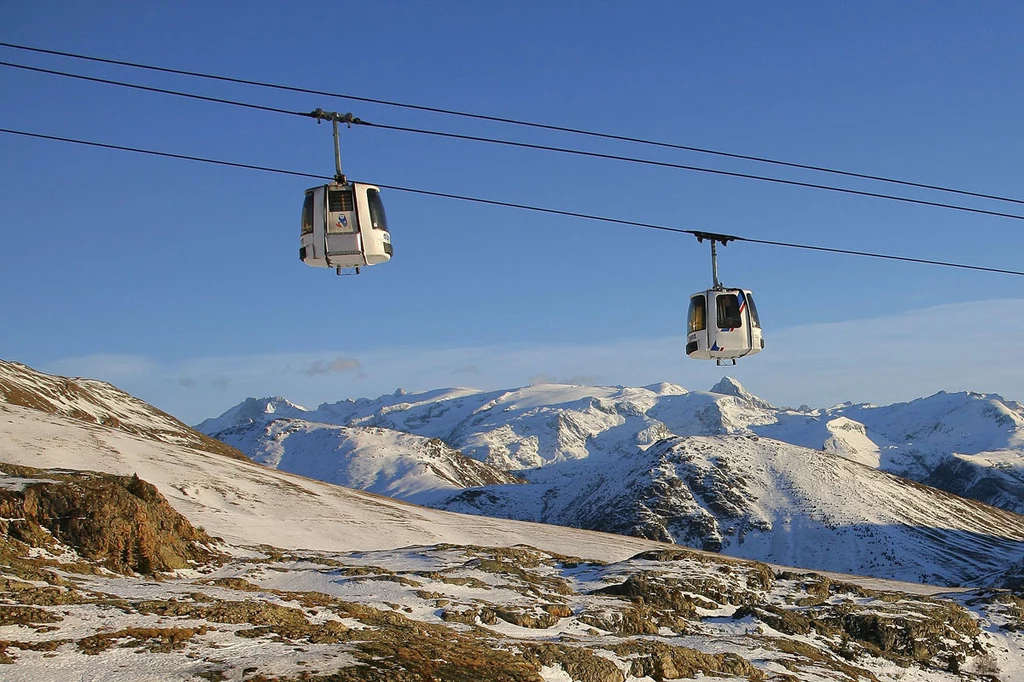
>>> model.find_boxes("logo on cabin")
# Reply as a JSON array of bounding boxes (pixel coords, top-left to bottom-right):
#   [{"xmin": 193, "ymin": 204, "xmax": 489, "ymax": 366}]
[{"xmin": 335, "ymin": 215, "xmax": 348, "ymax": 228}]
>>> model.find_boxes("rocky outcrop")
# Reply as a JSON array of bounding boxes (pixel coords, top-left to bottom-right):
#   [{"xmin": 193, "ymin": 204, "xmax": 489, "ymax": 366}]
[{"xmin": 0, "ymin": 463, "xmax": 222, "ymax": 574}]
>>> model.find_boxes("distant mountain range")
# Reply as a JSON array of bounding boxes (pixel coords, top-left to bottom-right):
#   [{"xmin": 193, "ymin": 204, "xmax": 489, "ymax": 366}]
[{"xmin": 196, "ymin": 375, "xmax": 1024, "ymax": 586}]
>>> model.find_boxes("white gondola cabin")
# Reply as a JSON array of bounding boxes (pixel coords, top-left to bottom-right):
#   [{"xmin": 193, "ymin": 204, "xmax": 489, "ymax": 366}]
[
  {"xmin": 686, "ymin": 288, "xmax": 764, "ymax": 364},
  {"xmin": 685, "ymin": 232, "xmax": 764, "ymax": 365},
  {"xmin": 300, "ymin": 182, "xmax": 392, "ymax": 272}
]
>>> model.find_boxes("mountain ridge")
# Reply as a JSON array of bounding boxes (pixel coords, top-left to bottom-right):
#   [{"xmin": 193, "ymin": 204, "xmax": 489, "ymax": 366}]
[
  {"xmin": 197, "ymin": 376, "xmax": 1024, "ymax": 587},
  {"xmin": 0, "ymin": 359, "xmax": 250, "ymax": 462},
  {"xmin": 200, "ymin": 376, "xmax": 1024, "ymax": 510}
]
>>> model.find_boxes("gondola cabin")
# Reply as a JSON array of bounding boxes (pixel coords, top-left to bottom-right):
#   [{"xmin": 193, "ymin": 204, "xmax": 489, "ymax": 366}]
[
  {"xmin": 300, "ymin": 182, "xmax": 392, "ymax": 271},
  {"xmin": 686, "ymin": 288, "xmax": 764, "ymax": 364}
]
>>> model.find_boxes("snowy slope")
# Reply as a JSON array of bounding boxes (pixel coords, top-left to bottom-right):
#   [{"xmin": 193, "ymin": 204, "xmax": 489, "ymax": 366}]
[
  {"xmin": 5, "ymin": 476, "xmax": 1020, "ymax": 682},
  {"xmin": 7, "ymin": 360, "xmax": 1022, "ymax": 587},
  {"xmin": 192, "ymin": 395, "xmax": 312, "ymax": 434},
  {"xmin": 758, "ymin": 391, "xmax": 1024, "ymax": 471},
  {"xmin": 757, "ymin": 391, "xmax": 1024, "ymax": 512},
  {"xmin": 437, "ymin": 434, "xmax": 1024, "ymax": 585},
  {"xmin": 0, "ymin": 359, "xmax": 247, "ymax": 461},
  {"xmin": 213, "ymin": 417, "xmax": 522, "ymax": 504},
  {"xmin": 0, "ymin": 400, "xmax": 665, "ymax": 562}
]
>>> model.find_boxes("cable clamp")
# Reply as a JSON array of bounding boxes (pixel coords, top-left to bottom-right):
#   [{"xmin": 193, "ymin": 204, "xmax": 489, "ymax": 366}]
[
  {"xmin": 693, "ymin": 231, "xmax": 737, "ymax": 246},
  {"xmin": 309, "ymin": 109, "xmax": 363, "ymax": 127}
]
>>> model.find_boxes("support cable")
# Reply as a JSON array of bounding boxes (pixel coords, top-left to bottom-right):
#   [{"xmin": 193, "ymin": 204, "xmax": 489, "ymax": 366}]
[
  {"xmin": 2, "ymin": 40, "xmax": 1022, "ymax": 207},
  {"xmin": 3, "ymin": 126, "xmax": 1021, "ymax": 277},
  {"xmin": 3, "ymin": 59, "xmax": 1024, "ymax": 223},
  {"xmin": 0, "ymin": 60, "xmax": 310, "ymax": 118},
  {"xmin": 360, "ymin": 121, "xmax": 1024, "ymax": 223}
]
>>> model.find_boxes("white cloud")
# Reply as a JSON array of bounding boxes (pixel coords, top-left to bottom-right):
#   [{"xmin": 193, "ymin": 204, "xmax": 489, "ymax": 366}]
[{"xmin": 39, "ymin": 299, "xmax": 1024, "ymax": 425}]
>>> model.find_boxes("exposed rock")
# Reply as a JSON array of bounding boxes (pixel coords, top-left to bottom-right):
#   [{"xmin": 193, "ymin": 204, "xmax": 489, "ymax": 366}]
[
  {"xmin": 608, "ymin": 640, "xmax": 764, "ymax": 681},
  {"xmin": 734, "ymin": 592, "xmax": 982, "ymax": 667},
  {"xmin": 0, "ymin": 463, "xmax": 222, "ymax": 574},
  {"xmin": 578, "ymin": 603, "xmax": 662, "ymax": 635},
  {"xmin": 77, "ymin": 626, "xmax": 210, "ymax": 654},
  {"xmin": 525, "ymin": 643, "xmax": 625, "ymax": 682},
  {"xmin": 494, "ymin": 606, "xmax": 565, "ymax": 629},
  {"xmin": 0, "ymin": 605, "xmax": 62, "ymax": 628},
  {"xmin": 592, "ymin": 572, "xmax": 698, "ymax": 618}
]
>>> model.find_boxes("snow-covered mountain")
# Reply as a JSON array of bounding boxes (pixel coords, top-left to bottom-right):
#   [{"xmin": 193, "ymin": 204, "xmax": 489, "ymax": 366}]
[
  {"xmin": 200, "ymin": 377, "xmax": 1024, "ymax": 510},
  {"xmin": 200, "ymin": 378, "xmax": 1024, "ymax": 585},
  {"xmin": 758, "ymin": 390, "xmax": 1024, "ymax": 507},
  {"xmin": 3, "ymin": 360, "xmax": 1024, "ymax": 681},
  {"xmin": 0, "ymin": 359, "xmax": 248, "ymax": 462},
  {"xmin": 439, "ymin": 433, "xmax": 1024, "ymax": 585},
  {"xmin": 212, "ymin": 416, "xmax": 522, "ymax": 504}
]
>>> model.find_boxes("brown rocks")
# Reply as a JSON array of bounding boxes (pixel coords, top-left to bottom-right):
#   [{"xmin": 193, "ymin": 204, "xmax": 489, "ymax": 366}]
[{"xmin": 0, "ymin": 463, "xmax": 223, "ymax": 574}]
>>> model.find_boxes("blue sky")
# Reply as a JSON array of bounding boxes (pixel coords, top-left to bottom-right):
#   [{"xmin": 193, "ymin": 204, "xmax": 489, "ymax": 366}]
[{"xmin": 3, "ymin": 1, "xmax": 1024, "ymax": 423}]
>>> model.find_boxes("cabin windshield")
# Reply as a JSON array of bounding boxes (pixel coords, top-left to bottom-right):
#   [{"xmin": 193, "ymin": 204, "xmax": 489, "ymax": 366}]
[
  {"xmin": 688, "ymin": 295, "xmax": 706, "ymax": 333},
  {"xmin": 327, "ymin": 188, "xmax": 356, "ymax": 234},
  {"xmin": 716, "ymin": 293, "xmax": 743, "ymax": 329},
  {"xmin": 301, "ymin": 191, "xmax": 314, "ymax": 235},
  {"xmin": 746, "ymin": 292, "xmax": 761, "ymax": 328},
  {"xmin": 328, "ymin": 188, "xmax": 354, "ymax": 212},
  {"xmin": 366, "ymin": 188, "xmax": 389, "ymax": 231}
]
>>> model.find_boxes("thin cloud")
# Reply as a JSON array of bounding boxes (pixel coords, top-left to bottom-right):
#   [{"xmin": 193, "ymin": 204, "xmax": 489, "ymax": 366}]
[
  {"xmin": 303, "ymin": 356, "xmax": 363, "ymax": 377},
  {"xmin": 45, "ymin": 353, "xmax": 156, "ymax": 380}
]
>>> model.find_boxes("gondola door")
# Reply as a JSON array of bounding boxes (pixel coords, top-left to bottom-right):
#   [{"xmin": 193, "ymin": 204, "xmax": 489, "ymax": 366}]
[
  {"xmin": 324, "ymin": 184, "xmax": 363, "ymax": 267},
  {"xmin": 709, "ymin": 290, "xmax": 748, "ymax": 356}
]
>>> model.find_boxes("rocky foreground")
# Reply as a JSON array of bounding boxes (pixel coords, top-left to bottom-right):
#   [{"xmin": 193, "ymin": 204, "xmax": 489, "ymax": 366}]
[{"xmin": 2, "ymin": 464, "xmax": 1022, "ymax": 681}]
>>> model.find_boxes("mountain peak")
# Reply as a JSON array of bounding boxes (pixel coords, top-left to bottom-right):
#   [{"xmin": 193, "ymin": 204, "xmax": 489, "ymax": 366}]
[
  {"xmin": 194, "ymin": 396, "xmax": 308, "ymax": 433},
  {"xmin": 709, "ymin": 377, "xmax": 774, "ymax": 410},
  {"xmin": 643, "ymin": 382, "xmax": 688, "ymax": 396},
  {"xmin": 237, "ymin": 396, "xmax": 308, "ymax": 418}
]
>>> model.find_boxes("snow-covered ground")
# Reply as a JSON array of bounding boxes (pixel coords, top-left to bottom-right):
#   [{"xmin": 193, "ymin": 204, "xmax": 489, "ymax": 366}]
[
  {"xmin": 0, "ymin": 401, "xmax": 669, "ymax": 562},
  {"xmin": 4, "ymin": 366, "xmax": 1024, "ymax": 680}
]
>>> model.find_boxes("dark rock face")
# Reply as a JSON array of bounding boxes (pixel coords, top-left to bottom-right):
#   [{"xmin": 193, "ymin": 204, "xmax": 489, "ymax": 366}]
[
  {"xmin": 526, "ymin": 644, "xmax": 625, "ymax": 682},
  {"xmin": 924, "ymin": 456, "xmax": 1024, "ymax": 514},
  {"xmin": 0, "ymin": 463, "xmax": 222, "ymax": 574}
]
